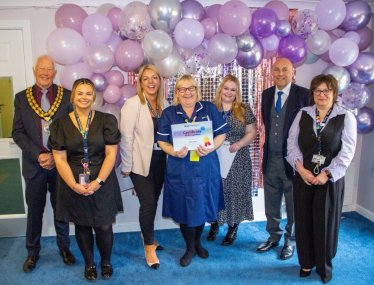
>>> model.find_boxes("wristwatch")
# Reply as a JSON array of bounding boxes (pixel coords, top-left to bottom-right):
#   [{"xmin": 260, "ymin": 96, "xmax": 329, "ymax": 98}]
[
  {"xmin": 95, "ymin": 178, "xmax": 105, "ymax": 186},
  {"xmin": 324, "ymin": 170, "xmax": 333, "ymax": 179}
]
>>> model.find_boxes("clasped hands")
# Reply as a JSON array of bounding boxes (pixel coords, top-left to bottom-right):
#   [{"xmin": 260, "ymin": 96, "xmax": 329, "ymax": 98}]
[
  {"xmin": 38, "ymin": 153, "xmax": 55, "ymax": 170},
  {"xmin": 298, "ymin": 167, "xmax": 329, "ymax": 186},
  {"xmin": 73, "ymin": 180, "xmax": 101, "ymax": 196},
  {"xmin": 175, "ymin": 145, "xmax": 212, "ymax": 158}
]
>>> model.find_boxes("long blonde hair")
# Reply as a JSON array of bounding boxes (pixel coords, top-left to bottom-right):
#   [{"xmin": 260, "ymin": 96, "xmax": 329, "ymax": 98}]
[
  {"xmin": 136, "ymin": 64, "xmax": 164, "ymax": 107},
  {"xmin": 172, "ymin": 75, "xmax": 202, "ymax": 106},
  {"xmin": 213, "ymin": 75, "xmax": 246, "ymax": 125}
]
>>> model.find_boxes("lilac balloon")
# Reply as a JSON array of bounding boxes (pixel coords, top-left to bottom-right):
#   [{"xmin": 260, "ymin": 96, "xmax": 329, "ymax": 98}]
[
  {"xmin": 201, "ymin": 18, "xmax": 216, "ymax": 40},
  {"xmin": 249, "ymin": 8, "xmax": 278, "ymax": 39},
  {"xmin": 106, "ymin": 32, "xmax": 123, "ymax": 67},
  {"xmin": 339, "ymin": 1, "xmax": 372, "ymax": 31},
  {"xmin": 356, "ymin": 27, "xmax": 373, "ymax": 51},
  {"xmin": 103, "ymin": 70, "xmax": 124, "ymax": 87},
  {"xmin": 218, "ymin": 1, "xmax": 252, "ymax": 37},
  {"xmin": 278, "ymin": 34, "xmax": 308, "ymax": 63},
  {"xmin": 180, "ymin": 45, "xmax": 210, "ymax": 74},
  {"xmin": 118, "ymin": 5, "xmax": 151, "ymax": 40},
  {"xmin": 292, "ymin": 9, "xmax": 319, "ymax": 38},
  {"xmin": 115, "ymin": 40, "xmax": 144, "ymax": 72},
  {"xmin": 117, "ymin": 84, "xmax": 137, "ymax": 108},
  {"xmin": 356, "ymin": 107, "xmax": 374, "ymax": 134},
  {"xmin": 143, "ymin": 30, "xmax": 173, "ymax": 60},
  {"xmin": 181, "ymin": 0, "xmax": 206, "ymax": 22},
  {"xmin": 154, "ymin": 45, "xmax": 182, "ymax": 78},
  {"xmin": 264, "ymin": 48, "xmax": 278, "ymax": 59},
  {"xmin": 329, "ymin": 38, "xmax": 359, "ymax": 67},
  {"xmin": 343, "ymin": 31, "xmax": 361, "ymax": 45},
  {"xmin": 314, "ymin": 0, "xmax": 346, "ymax": 31},
  {"xmin": 107, "ymin": 7, "xmax": 121, "ymax": 32},
  {"xmin": 101, "ymin": 103, "xmax": 121, "ymax": 122},
  {"xmin": 293, "ymin": 54, "xmax": 307, "ymax": 68},
  {"xmin": 82, "ymin": 13, "xmax": 113, "ymax": 44},
  {"xmin": 174, "ymin": 19, "xmax": 204, "ymax": 50},
  {"xmin": 236, "ymin": 38, "xmax": 264, "ymax": 69},
  {"xmin": 103, "ymin": 85, "xmax": 122, "ymax": 104},
  {"xmin": 275, "ymin": 20, "xmax": 291, "ymax": 38},
  {"xmin": 320, "ymin": 31, "xmax": 339, "ymax": 63},
  {"xmin": 83, "ymin": 44, "xmax": 114, "ymax": 73},
  {"xmin": 46, "ymin": 28, "xmax": 86, "ymax": 65},
  {"xmin": 60, "ymin": 62, "xmax": 93, "ymax": 90},
  {"xmin": 342, "ymin": 83, "xmax": 370, "ymax": 109},
  {"xmin": 264, "ymin": 1, "xmax": 290, "ymax": 21},
  {"xmin": 305, "ymin": 49, "xmax": 319, "ymax": 64},
  {"xmin": 92, "ymin": 91, "xmax": 104, "ymax": 111},
  {"xmin": 55, "ymin": 4, "xmax": 88, "ymax": 34},
  {"xmin": 347, "ymin": 52, "xmax": 374, "ymax": 85},
  {"xmin": 91, "ymin": 74, "xmax": 108, "ymax": 92},
  {"xmin": 205, "ymin": 4, "xmax": 223, "ymax": 33},
  {"xmin": 306, "ymin": 30, "xmax": 331, "ymax": 55},
  {"xmin": 261, "ymin": 34, "xmax": 279, "ymax": 52},
  {"xmin": 208, "ymin": 33, "xmax": 238, "ymax": 65}
]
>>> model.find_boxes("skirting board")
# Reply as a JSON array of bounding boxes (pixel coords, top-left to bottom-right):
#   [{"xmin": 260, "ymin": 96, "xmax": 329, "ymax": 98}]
[{"xmin": 355, "ymin": 204, "xmax": 374, "ymax": 223}]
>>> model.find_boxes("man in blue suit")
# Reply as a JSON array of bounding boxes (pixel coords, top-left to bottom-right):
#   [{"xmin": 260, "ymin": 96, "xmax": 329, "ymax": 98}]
[{"xmin": 257, "ymin": 58, "xmax": 309, "ymax": 260}]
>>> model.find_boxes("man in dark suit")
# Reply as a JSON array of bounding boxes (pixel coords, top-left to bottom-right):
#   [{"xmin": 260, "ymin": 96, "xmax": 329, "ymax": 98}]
[
  {"xmin": 12, "ymin": 54, "xmax": 75, "ymax": 272},
  {"xmin": 258, "ymin": 58, "xmax": 309, "ymax": 260}
]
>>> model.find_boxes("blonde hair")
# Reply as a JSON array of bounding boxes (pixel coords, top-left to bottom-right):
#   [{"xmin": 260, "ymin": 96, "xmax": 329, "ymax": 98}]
[
  {"xmin": 213, "ymin": 75, "xmax": 246, "ymax": 125},
  {"xmin": 172, "ymin": 75, "xmax": 202, "ymax": 106},
  {"xmin": 70, "ymin": 78, "xmax": 96, "ymax": 104},
  {"xmin": 136, "ymin": 64, "xmax": 164, "ymax": 107}
]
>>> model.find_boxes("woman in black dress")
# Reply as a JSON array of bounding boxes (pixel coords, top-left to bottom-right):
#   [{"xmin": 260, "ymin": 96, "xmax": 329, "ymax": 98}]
[{"xmin": 48, "ymin": 79, "xmax": 123, "ymax": 282}]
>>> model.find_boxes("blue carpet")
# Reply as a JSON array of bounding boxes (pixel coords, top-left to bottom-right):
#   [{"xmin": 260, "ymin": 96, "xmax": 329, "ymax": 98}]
[{"xmin": 1, "ymin": 211, "xmax": 373, "ymax": 285}]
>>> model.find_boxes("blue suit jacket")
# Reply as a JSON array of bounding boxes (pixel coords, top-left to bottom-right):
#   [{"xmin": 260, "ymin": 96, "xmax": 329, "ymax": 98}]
[{"xmin": 261, "ymin": 83, "xmax": 310, "ymax": 180}]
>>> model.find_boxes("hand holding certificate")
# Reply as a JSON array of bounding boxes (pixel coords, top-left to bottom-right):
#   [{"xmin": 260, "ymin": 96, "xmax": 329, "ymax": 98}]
[{"xmin": 171, "ymin": 121, "xmax": 214, "ymax": 151}]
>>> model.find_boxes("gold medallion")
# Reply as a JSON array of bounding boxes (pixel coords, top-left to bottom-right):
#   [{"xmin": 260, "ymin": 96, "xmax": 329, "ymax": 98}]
[{"xmin": 43, "ymin": 122, "xmax": 50, "ymax": 133}]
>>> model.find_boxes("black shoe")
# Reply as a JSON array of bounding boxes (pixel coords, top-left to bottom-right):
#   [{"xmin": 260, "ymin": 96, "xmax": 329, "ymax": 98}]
[
  {"xmin": 101, "ymin": 264, "xmax": 113, "ymax": 280},
  {"xmin": 23, "ymin": 255, "xmax": 39, "ymax": 272},
  {"xmin": 300, "ymin": 268, "xmax": 312, "ymax": 277},
  {"xmin": 257, "ymin": 241, "xmax": 279, "ymax": 252},
  {"xmin": 155, "ymin": 243, "xmax": 164, "ymax": 251},
  {"xmin": 280, "ymin": 245, "xmax": 294, "ymax": 260},
  {"xmin": 60, "ymin": 249, "xmax": 76, "ymax": 265},
  {"xmin": 195, "ymin": 244, "xmax": 209, "ymax": 259},
  {"xmin": 84, "ymin": 265, "xmax": 98, "ymax": 282},
  {"xmin": 180, "ymin": 251, "xmax": 196, "ymax": 267},
  {"xmin": 207, "ymin": 222, "xmax": 219, "ymax": 241},
  {"xmin": 321, "ymin": 275, "xmax": 332, "ymax": 284},
  {"xmin": 221, "ymin": 224, "xmax": 238, "ymax": 246}
]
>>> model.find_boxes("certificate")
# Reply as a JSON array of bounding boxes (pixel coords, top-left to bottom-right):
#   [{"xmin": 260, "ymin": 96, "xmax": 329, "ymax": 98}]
[
  {"xmin": 216, "ymin": 141, "xmax": 237, "ymax": 178},
  {"xmin": 171, "ymin": 121, "xmax": 214, "ymax": 151}
]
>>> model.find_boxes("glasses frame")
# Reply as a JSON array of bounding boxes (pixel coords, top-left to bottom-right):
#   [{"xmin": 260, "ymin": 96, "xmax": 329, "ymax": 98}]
[
  {"xmin": 313, "ymin": 89, "xmax": 333, "ymax": 96},
  {"xmin": 178, "ymin": 86, "xmax": 197, "ymax": 93}
]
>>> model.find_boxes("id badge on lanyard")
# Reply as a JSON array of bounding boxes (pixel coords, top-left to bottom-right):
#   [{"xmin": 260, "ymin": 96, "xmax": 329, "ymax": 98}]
[{"xmin": 313, "ymin": 108, "xmax": 332, "ymax": 174}]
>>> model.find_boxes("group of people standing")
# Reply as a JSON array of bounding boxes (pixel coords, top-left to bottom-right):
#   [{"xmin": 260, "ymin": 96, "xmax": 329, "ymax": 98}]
[{"xmin": 12, "ymin": 54, "xmax": 356, "ymax": 284}]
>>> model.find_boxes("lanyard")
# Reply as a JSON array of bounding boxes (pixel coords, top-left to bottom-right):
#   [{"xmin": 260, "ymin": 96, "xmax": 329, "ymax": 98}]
[
  {"xmin": 316, "ymin": 107, "xmax": 333, "ymax": 154},
  {"xmin": 185, "ymin": 116, "xmax": 197, "ymax": 123},
  {"xmin": 145, "ymin": 96, "xmax": 160, "ymax": 121},
  {"xmin": 221, "ymin": 105, "xmax": 232, "ymax": 120},
  {"xmin": 75, "ymin": 110, "xmax": 92, "ymax": 182}
]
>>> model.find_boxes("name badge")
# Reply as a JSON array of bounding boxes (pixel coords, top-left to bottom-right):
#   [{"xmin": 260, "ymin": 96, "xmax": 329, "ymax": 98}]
[
  {"xmin": 79, "ymin": 174, "xmax": 87, "ymax": 185},
  {"xmin": 312, "ymin": 154, "xmax": 326, "ymax": 165},
  {"xmin": 153, "ymin": 142, "xmax": 162, "ymax": 150}
]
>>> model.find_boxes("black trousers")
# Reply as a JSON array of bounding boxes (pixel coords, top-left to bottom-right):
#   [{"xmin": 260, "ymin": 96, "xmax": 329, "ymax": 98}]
[
  {"xmin": 293, "ymin": 173, "xmax": 344, "ymax": 279},
  {"xmin": 130, "ymin": 150, "xmax": 166, "ymax": 245},
  {"xmin": 24, "ymin": 167, "xmax": 70, "ymax": 256}
]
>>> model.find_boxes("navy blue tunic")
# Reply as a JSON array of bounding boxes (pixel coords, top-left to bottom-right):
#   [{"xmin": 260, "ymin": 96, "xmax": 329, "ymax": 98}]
[{"xmin": 157, "ymin": 101, "xmax": 229, "ymax": 227}]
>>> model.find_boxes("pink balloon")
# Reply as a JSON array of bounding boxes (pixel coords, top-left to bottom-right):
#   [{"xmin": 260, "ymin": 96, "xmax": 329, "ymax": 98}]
[
  {"xmin": 103, "ymin": 70, "xmax": 125, "ymax": 87},
  {"xmin": 101, "ymin": 103, "xmax": 121, "ymax": 123},
  {"xmin": 82, "ymin": 13, "xmax": 113, "ymax": 44},
  {"xmin": 205, "ymin": 4, "xmax": 223, "ymax": 33},
  {"xmin": 60, "ymin": 62, "xmax": 93, "ymax": 90},
  {"xmin": 264, "ymin": 1, "xmax": 290, "ymax": 21},
  {"xmin": 181, "ymin": 0, "xmax": 206, "ymax": 22},
  {"xmin": 201, "ymin": 18, "xmax": 216, "ymax": 40},
  {"xmin": 106, "ymin": 32, "xmax": 123, "ymax": 67},
  {"xmin": 115, "ymin": 40, "xmax": 144, "ymax": 72},
  {"xmin": 320, "ymin": 31, "xmax": 339, "ymax": 63},
  {"xmin": 55, "ymin": 4, "xmax": 88, "ymax": 34},
  {"xmin": 103, "ymin": 85, "xmax": 122, "ymax": 104},
  {"xmin": 218, "ymin": 1, "xmax": 252, "ymax": 36},
  {"xmin": 356, "ymin": 26, "xmax": 373, "ymax": 51},
  {"xmin": 117, "ymin": 84, "xmax": 137, "ymax": 108},
  {"xmin": 263, "ymin": 48, "xmax": 278, "ymax": 59},
  {"xmin": 46, "ymin": 28, "xmax": 86, "ymax": 65},
  {"xmin": 83, "ymin": 44, "xmax": 114, "ymax": 73},
  {"xmin": 107, "ymin": 7, "xmax": 121, "ymax": 31}
]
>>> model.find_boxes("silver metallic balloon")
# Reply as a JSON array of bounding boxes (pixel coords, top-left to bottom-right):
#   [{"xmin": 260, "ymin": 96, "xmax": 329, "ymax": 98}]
[
  {"xmin": 236, "ymin": 33, "xmax": 256, "ymax": 52},
  {"xmin": 339, "ymin": 0, "xmax": 372, "ymax": 31},
  {"xmin": 91, "ymin": 73, "xmax": 108, "ymax": 92},
  {"xmin": 275, "ymin": 20, "xmax": 291, "ymax": 38},
  {"xmin": 236, "ymin": 38, "xmax": 264, "ymax": 69},
  {"xmin": 148, "ymin": 0, "xmax": 182, "ymax": 34},
  {"xmin": 356, "ymin": 107, "xmax": 374, "ymax": 134},
  {"xmin": 154, "ymin": 45, "xmax": 182, "ymax": 78},
  {"xmin": 347, "ymin": 52, "xmax": 374, "ymax": 85},
  {"xmin": 133, "ymin": 54, "xmax": 154, "ymax": 73},
  {"xmin": 322, "ymin": 66, "xmax": 351, "ymax": 94}
]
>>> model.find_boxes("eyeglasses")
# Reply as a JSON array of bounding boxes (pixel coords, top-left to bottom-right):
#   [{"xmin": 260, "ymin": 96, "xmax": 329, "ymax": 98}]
[
  {"xmin": 313, "ymin": 89, "xmax": 333, "ymax": 96},
  {"xmin": 178, "ymin": 86, "xmax": 197, "ymax": 93}
]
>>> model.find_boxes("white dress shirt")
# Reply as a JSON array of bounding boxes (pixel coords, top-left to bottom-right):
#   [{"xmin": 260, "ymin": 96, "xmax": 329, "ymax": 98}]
[{"xmin": 274, "ymin": 81, "xmax": 292, "ymax": 108}]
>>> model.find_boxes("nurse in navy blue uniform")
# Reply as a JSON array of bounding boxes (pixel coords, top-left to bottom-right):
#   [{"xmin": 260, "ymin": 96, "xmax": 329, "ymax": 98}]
[{"xmin": 157, "ymin": 75, "xmax": 229, "ymax": 267}]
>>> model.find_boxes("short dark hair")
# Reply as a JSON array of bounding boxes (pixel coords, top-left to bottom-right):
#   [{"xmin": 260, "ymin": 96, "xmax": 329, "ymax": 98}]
[
  {"xmin": 309, "ymin": 74, "xmax": 338, "ymax": 106},
  {"xmin": 70, "ymin": 78, "xmax": 96, "ymax": 103}
]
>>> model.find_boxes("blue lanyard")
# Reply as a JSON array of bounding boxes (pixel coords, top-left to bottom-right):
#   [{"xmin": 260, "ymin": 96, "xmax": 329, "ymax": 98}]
[
  {"xmin": 316, "ymin": 107, "xmax": 332, "ymax": 154},
  {"xmin": 221, "ymin": 105, "xmax": 232, "ymax": 120},
  {"xmin": 145, "ymin": 96, "xmax": 160, "ymax": 121}
]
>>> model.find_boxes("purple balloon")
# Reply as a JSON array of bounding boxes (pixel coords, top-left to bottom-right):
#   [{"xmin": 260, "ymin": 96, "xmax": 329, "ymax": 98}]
[
  {"xmin": 292, "ymin": 9, "xmax": 319, "ymax": 38},
  {"xmin": 342, "ymin": 83, "xmax": 370, "ymax": 109},
  {"xmin": 261, "ymin": 34, "xmax": 279, "ymax": 51},
  {"xmin": 60, "ymin": 62, "xmax": 93, "ymax": 90},
  {"xmin": 342, "ymin": 31, "xmax": 361, "ymax": 45},
  {"xmin": 174, "ymin": 19, "xmax": 204, "ymax": 50},
  {"xmin": 264, "ymin": 0, "xmax": 290, "ymax": 21},
  {"xmin": 320, "ymin": 31, "xmax": 339, "ymax": 63},
  {"xmin": 115, "ymin": 39, "xmax": 144, "ymax": 72},
  {"xmin": 103, "ymin": 85, "xmax": 122, "ymax": 104},
  {"xmin": 329, "ymin": 38, "xmax": 359, "ymax": 67},
  {"xmin": 83, "ymin": 44, "xmax": 114, "ymax": 73},
  {"xmin": 275, "ymin": 20, "xmax": 291, "ymax": 38},
  {"xmin": 236, "ymin": 38, "xmax": 264, "ymax": 69},
  {"xmin": 91, "ymin": 74, "xmax": 108, "ymax": 92},
  {"xmin": 339, "ymin": 0, "xmax": 372, "ymax": 31},
  {"xmin": 347, "ymin": 52, "xmax": 374, "ymax": 85},
  {"xmin": 181, "ymin": 0, "xmax": 206, "ymax": 22},
  {"xmin": 293, "ymin": 54, "xmax": 308, "ymax": 68},
  {"xmin": 46, "ymin": 28, "xmax": 87, "ymax": 65},
  {"xmin": 218, "ymin": 1, "xmax": 252, "ymax": 37},
  {"xmin": 205, "ymin": 4, "xmax": 223, "ymax": 33},
  {"xmin": 82, "ymin": 13, "xmax": 113, "ymax": 44},
  {"xmin": 356, "ymin": 107, "xmax": 374, "ymax": 134},
  {"xmin": 208, "ymin": 33, "xmax": 238, "ymax": 65},
  {"xmin": 356, "ymin": 27, "xmax": 373, "ymax": 51},
  {"xmin": 117, "ymin": 84, "xmax": 137, "ymax": 108},
  {"xmin": 101, "ymin": 103, "xmax": 121, "ymax": 122},
  {"xmin": 278, "ymin": 34, "xmax": 308, "ymax": 63},
  {"xmin": 201, "ymin": 18, "xmax": 216, "ymax": 40},
  {"xmin": 249, "ymin": 8, "xmax": 278, "ymax": 39},
  {"xmin": 103, "ymin": 70, "xmax": 125, "ymax": 87},
  {"xmin": 55, "ymin": 4, "xmax": 88, "ymax": 34},
  {"xmin": 314, "ymin": 0, "xmax": 346, "ymax": 31},
  {"xmin": 107, "ymin": 7, "xmax": 121, "ymax": 32}
]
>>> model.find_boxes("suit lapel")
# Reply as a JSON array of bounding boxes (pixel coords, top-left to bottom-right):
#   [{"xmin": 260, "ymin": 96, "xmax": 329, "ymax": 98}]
[
  {"xmin": 265, "ymin": 86, "xmax": 276, "ymax": 122},
  {"xmin": 283, "ymin": 83, "xmax": 298, "ymax": 140},
  {"xmin": 29, "ymin": 85, "xmax": 41, "ymax": 131}
]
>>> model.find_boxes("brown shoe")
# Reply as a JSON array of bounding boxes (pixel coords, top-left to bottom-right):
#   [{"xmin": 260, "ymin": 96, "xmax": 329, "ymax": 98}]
[{"xmin": 144, "ymin": 245, "xmax": 159, "ymax": 270}]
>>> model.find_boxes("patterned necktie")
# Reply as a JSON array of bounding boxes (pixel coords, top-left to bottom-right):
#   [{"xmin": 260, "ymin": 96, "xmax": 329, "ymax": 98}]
[
  {"xmin": 41, "ymin": 89, "xmax": 50, "ymax": 150},
  {"xmin": 276, "ymin": 91, "xmax": 283, "ymax": 113}
]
